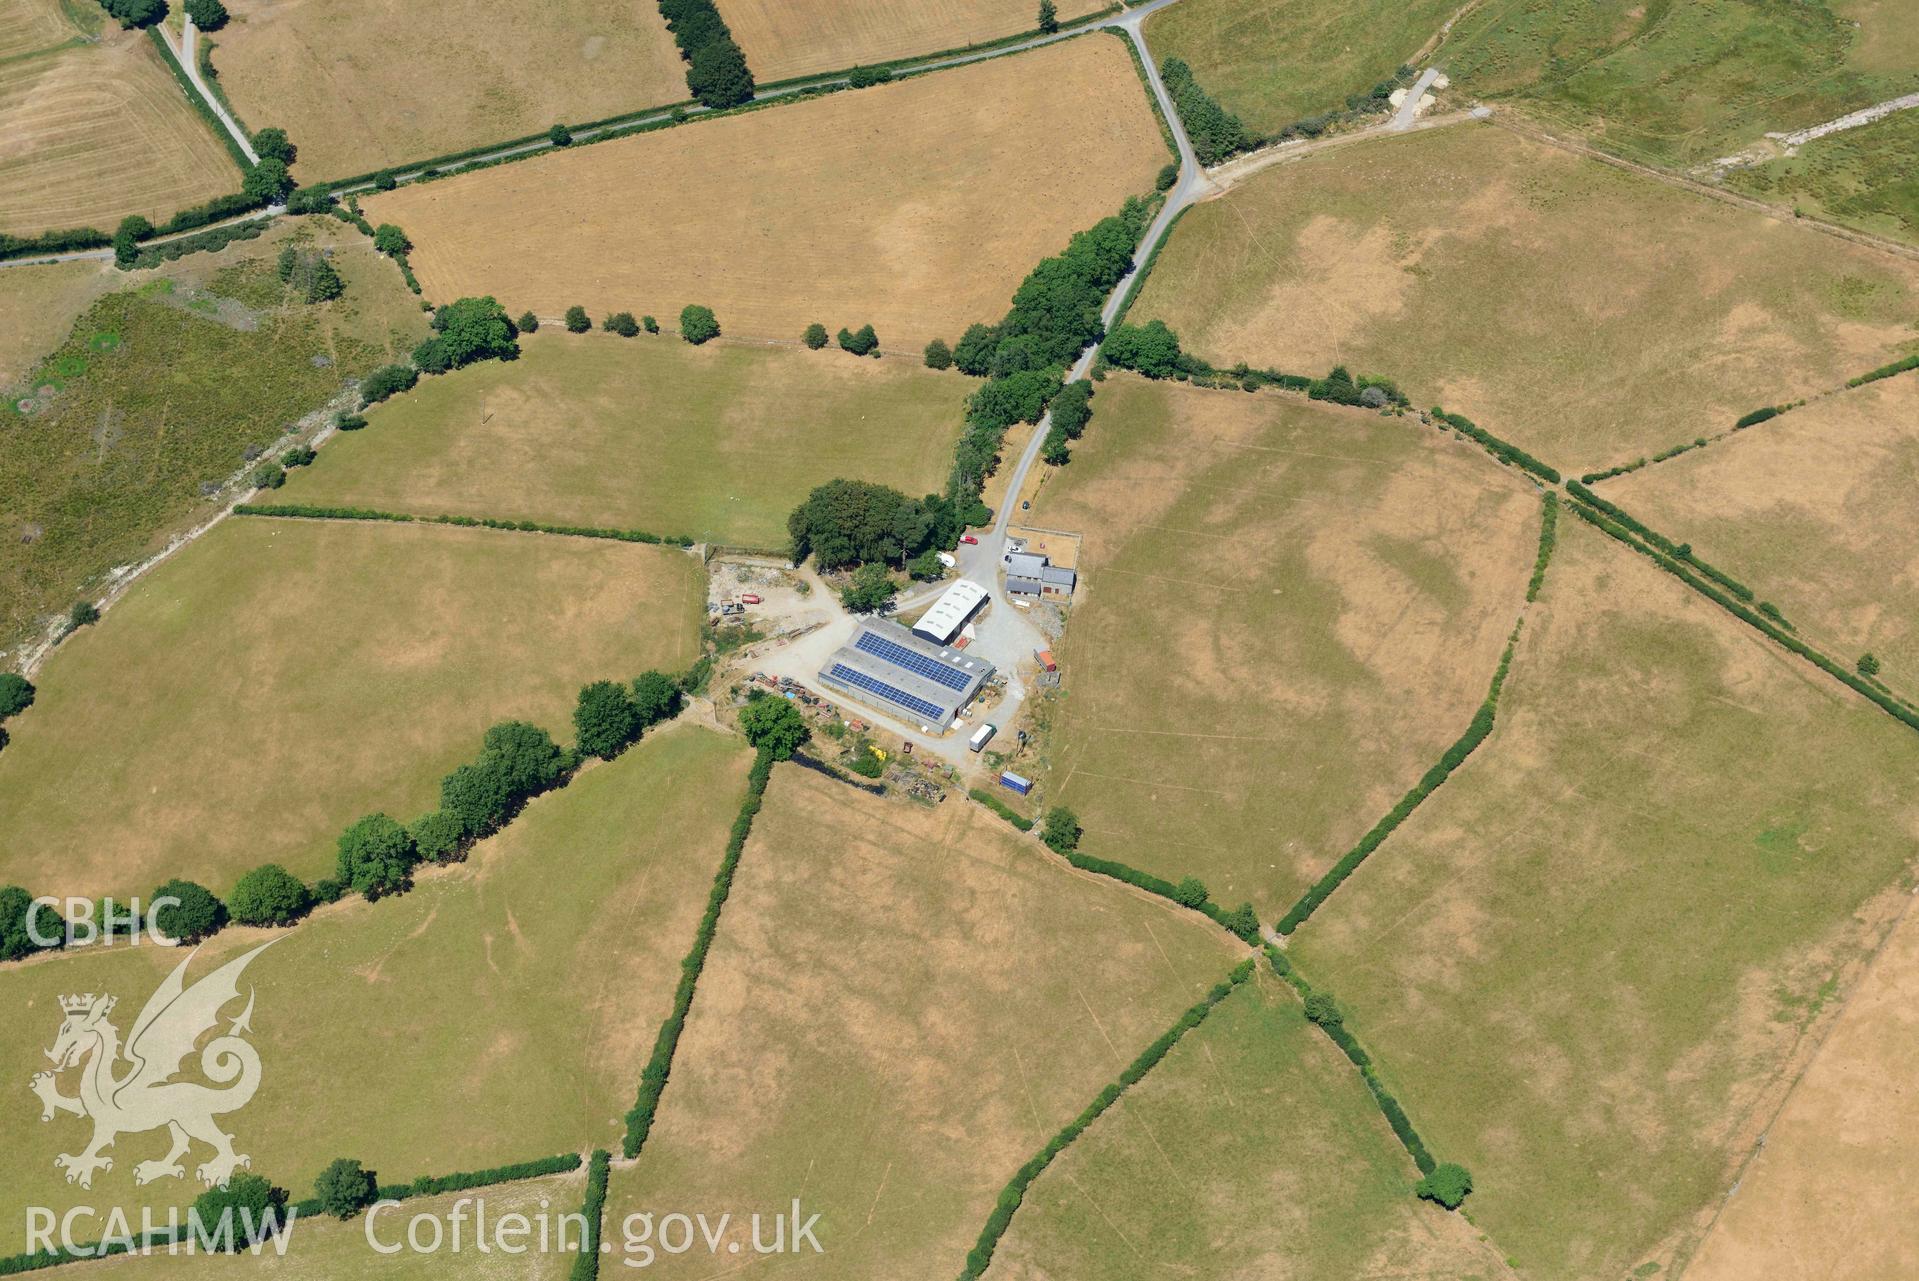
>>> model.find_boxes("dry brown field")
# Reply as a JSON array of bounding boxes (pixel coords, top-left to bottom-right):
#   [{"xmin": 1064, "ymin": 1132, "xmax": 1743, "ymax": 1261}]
[
  {"xmin": 1289, "ymin": 518, "xmax": 1919, "ymax": 1279},
  {"xmin": 1683, "ymin": 892, "xmax": 1919, "ymax": 1281},
  {"xmin": 0, "ymin": 516, "xmax": 704, "ymax": 900},
  {"xmin": 0, "ymin": 24, "xmax": 240, "ymax": 235},
  {"xmin": 716, "ymin": 0, "xmax": 1108, "ymax": 81},
  {"xmin": 602, "ymin": 765, "xmax": 1243, "ymax": 1278},
  {"xmin": 1030, "ymin": 374, "xmax": 1538, "ymax": 915},
  {"xmin": 1606, "ymin": 374, "xmax": 1919, "ymax": 694},
  {"xmin": 211, "ymin": 0, "xmax": 688, "ymax": 182},
  {"xmin": 365, "ymin": 35, "xmax": 1167, "ymax": 349},
  {"xmin": 1131, "ymin": 122, "xmax": 1919, "ymax": 477}
]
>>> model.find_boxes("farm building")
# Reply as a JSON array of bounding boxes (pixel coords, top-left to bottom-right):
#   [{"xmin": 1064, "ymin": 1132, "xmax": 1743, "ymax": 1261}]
[
  {"xmin": 818, "ymin": 619, "xmax": 996, "ymax": 732},
  {"xmin": 912, "ymin": 579, "xmax": 989, "ymax": 644},
  {"xmin": 1006, "ymin": 550, "xmax": 1077, "ymax": 599}
]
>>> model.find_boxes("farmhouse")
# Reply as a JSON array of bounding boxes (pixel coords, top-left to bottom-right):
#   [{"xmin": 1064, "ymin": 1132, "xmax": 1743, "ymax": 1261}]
[
  {"xmin": 912, "ymin": 579, "xmax": 990, "ymax": 645},
  {"xmin": 1005, "ymin": 550, "xmax": 1077, "ymax": 600},
  {"xmin": 818, "ymin": 619, "xmax": 996, "ymax": 732}
]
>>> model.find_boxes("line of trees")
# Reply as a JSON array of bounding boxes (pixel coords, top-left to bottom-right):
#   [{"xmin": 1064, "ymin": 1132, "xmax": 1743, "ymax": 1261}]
[
  {"xmin": 1159, "ymin": 57, "xmax": 1249, "ymax": 165},
  {"xmin": 657, "ymin": 0, "xmax": 754, "ymax": 109},
  {"xmin": 786, "ymin": 478, "xmax": 965, "ymax": 570}
]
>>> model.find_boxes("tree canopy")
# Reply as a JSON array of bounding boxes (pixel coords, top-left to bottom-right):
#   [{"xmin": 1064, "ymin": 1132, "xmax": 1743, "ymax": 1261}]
[
  {"xmin": 739, "ymin": 697, "xmax": 809, "ymax": 760},
  {"xmin": 787, "ymin": 479, "xmax": 960, "ymax": 570},
  {"xmin": 227, "ymin": 864, "xmax": 312, "ymax": 927}
]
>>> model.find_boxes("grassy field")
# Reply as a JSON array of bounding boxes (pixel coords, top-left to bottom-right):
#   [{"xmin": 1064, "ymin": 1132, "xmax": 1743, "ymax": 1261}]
[
  {"xmin": 0, "ymin": 217, "xmax": 431, "ymax": 654},
  {"xmin": 602, "ymin": 765, "xmax": 1242, "ymax": 1278},
  {"xmin": 1028, "ymin": 374, "xmax": 1537, "ymax": 916},
  {"xmin": 990, "ymin": 972, "xmax": 1507, "ymax": 1280},
  {"xmin": 366, "ymin": 36, "xmax": 1168, "ymax": 349},
  {"xmin": 0, "ymin": 16, "xmax": 239, "ymax": 235},
  {"xmin": 1131, "ymin": 122, "xmax": 1919, "ymax": 476},
  {"xmin": 0, "ymin": 516, "xmax": 704, "ymax": 901},
  {"xmin": 209, "ymin": 0, "xmax": 688, "ymax": 183},
  {"xmin": 90, "ymin": 1173, "xmax": 586, "ymax": 1278},
  {"xmin": 1725, "ymin": 107, "xmax": 1919, "ymax": 245},
  {"xmin": 1142, "ymin": 0, "xmax": 1456, "ymax": 136},
  {"xmin": 0, "ymin": 257, "xmax": 120, "ymax": 386},
  {"xmin": 1683, "ymin": 890, "xmax": 1919, "ymax": 1281},
  {"xmin": 1288, "ymin": 517, "xmax": 1919, "ymax": 1280},
  {"xmin": 0, "ymin": 725, "xmax": 749, "ymax": 1257},
  {"xmin": 1439, "ymin": 0, "xmax": 1919, "ymax": 167},
  {"xmin": 1605, "ymin": 374, "xmax": 1919, "ymax": 692},
  {"xmin": 279, "ymin": 332, "xmax": 970, "ymax": 548},
  {"xmin": 716, "ymin": 0, "xmax": 1108, "ymax": 82}
]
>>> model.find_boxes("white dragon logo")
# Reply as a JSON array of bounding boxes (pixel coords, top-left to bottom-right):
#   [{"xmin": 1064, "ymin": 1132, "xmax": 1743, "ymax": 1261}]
[{"xmin": 30, "ymin": 941, "xmax": 273, "ymax": 1190}]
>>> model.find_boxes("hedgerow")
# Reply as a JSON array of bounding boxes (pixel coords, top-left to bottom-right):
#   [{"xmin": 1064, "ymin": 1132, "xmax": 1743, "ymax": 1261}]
[
  {"xmin": 624, "ymin": 749, "xmax": 775, "ymax": 1157},
  {"xmin": 568, "ymin": 1151, "xmax": 611, "ymax": 1281},
  {"xmin": 969, "ymin": 788, "xmax": 1034, "ymax": 831},
  {"xmin": 1566, "ymin": 496, "xmax": 1919, "ymax": 736},
  {"xmin": 1528, "ymin": 492, "xmax": 1558, "ymax": 603},
  {"xmin": 145, "ymin": 27, "xmax": 252, "ymax": 170},
  {"xmin": 1429, "ymin": 407, "xmax": 1561, "ymax": 484},
  {"xmin": 0, "ymin": 227, "xmax": 110, "ymax": 262},
  {"xmin": 129, "ymin": 218, "xmax": 267, "ymax": 269},
  {"xmin": 959, "ymin": 959, "xmax": 1255, "ymax": 1278},
  {"xmin": 1565, "ymin": 481, "xmax": 1756, "ymax": 601},
  {"xmin": 1276, "ymin": 498, "xmax": 1557, "ymax": 937},
  {"xmin": 235, "ymin": 503, "xmax": 696, "ymax": 547},
  {"xmin": 1847, "ymin": 354, "xmax": 1919, "ymax": 387},
  {"xmin": 1733, "ymin": 405, "xmax": 1784, "ymax": 429}
]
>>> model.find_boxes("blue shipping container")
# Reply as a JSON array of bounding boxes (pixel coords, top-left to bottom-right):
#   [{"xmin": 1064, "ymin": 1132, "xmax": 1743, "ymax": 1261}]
[{"xmin": 1000, "ymin": 771, "xmax": 1033, "ymax": 795}]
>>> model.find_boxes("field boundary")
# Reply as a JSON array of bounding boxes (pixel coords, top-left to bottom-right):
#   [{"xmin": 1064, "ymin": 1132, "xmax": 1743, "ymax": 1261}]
[
  {"xmin": 620, "ymin": 748, "xmax": 775, "ymax": 1157},
  {"xmin": 568, "ymin": 1150, "xmax": 611, "ymax": 1281},
  {"xmin": 957, "ymin": 956, "xmax": 1256, "ymax": 1279},
  {"xmin": 1275, "ymin": 489, "xmax": 1556, "ymax": 935},
  {"xmin": 1563, "ymin": 487, "xmax": 1919, "ymax": 734},
  {"xmin": 233, "ymin": 504, "xmax": 697, "ymax": 548},
  {"xmin": 0, "ymin": 1153, "xmax": 584, "ymax": 1273}
]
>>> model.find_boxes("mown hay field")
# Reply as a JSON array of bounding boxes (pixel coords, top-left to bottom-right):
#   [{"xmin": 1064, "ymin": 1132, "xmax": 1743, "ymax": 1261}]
[
  {"xmin": 281, "ymin": 332, "xmax": 970, "ymax": 548},
  {"xmin": 0, "ymin": 726, "xmax": 749, "ymax": 1258},
  {"xmin": 1142, "ymin": 0, "xmax": 1456, "ymax": 136},
  {"xmin": 0, "ymin": 516, "xmax": 704, "ymax": 901},
  {"xmin": 603, "ymin": 765, "xmax": 1242, "ymax": 1278},
  {"xmin": 0, "ymin": 20, "xmax": 239, "ymax": 236},
  {"xmin": 0, "ymin": 0, "xmax": 97, "ymax": 61},
  {"xmin": 366, "ymin": 35, "xmax": 1168, "ymax": 350},
  {"xmin": 1289, "ymin": 518, "xmax": 1919, "ymax": 1280},
  {"xmin": 990, "ymin": 973, "xmax": 1507, "ymax": 1280},
  {"xmin": 1031, "ymin": 375, "xmax": 1537, "ymax": 916},
  {"xmin": 716, "ymin": 0, "xmax": 1108, "ymax": 82},
  {"xmin": 1607, "ymin": 374, "xmax": 1919, "ymax": 693},
  {"xmin": 1441, "ymin": 0, "xmax": 1919, "ymax": 167},
  {"xmin": 1683, "ymin": 887, "xmax": 1919, "ymax": 1281},
  {"xmin": 209, "ymin": 0, "xmax": 688, "ymax": 182},
  {"xmin": 1132, "ymin": 122, "xmax": 1919, "ymax": 477},
  {"xmin": 0, "ymin": 217, "xmax": 432, "ymax": 654}
]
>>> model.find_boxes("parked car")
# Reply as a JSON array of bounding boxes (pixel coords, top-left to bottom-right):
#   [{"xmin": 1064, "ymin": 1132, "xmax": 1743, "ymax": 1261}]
[{"xmin": 960, "ymin": 534, "xmax": 979, "ymax": 545}]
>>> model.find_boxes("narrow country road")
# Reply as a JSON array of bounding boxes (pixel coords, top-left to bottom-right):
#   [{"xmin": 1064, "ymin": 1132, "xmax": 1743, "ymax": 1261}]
[{"xmin": 170, "ymin": 16, "xmax": 258, "ymax": 165}]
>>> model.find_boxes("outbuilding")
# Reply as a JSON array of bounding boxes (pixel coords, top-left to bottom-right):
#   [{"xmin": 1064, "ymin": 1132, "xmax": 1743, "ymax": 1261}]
[{"xmin": 911, "ymin": 579, "xmax": 989, "ymax": 645}]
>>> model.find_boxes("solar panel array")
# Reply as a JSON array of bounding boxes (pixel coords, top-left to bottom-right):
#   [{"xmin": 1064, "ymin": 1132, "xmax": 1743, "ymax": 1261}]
[
  {"xmin": 828, "ymin": 664, "xmax": 945, "ymax": 721},
  {"xmin": 855, "ymin": 631, "xmax": 972, "ymax": 691}
]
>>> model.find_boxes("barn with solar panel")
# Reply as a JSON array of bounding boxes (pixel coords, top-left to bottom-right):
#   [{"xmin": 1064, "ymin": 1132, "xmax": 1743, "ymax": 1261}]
[{"xmin": 817, "ymin": 619, "xmax": 996, "ymax": 732}]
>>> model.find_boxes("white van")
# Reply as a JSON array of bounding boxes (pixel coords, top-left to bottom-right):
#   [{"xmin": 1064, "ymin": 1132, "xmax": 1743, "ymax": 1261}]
[{"xmin": 968, "ymin": 723, "xmax": 997, "ymax": 752}]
